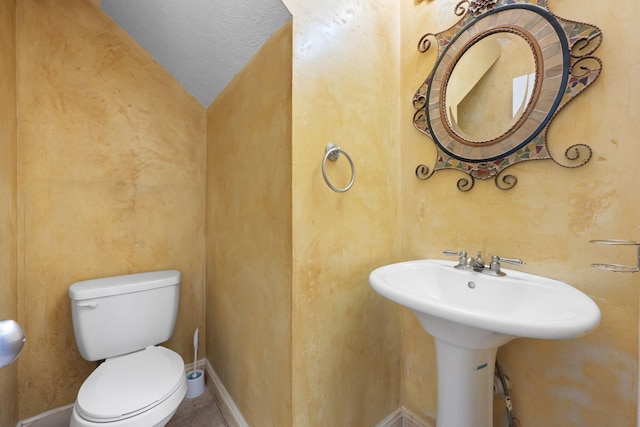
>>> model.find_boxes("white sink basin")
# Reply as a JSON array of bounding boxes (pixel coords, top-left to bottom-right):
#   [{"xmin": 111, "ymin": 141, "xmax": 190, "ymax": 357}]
[
  {"xmin": 370, "ymin": 259, "xmax": 601, "ymax": 427},
  {"xmin": 369, "ymin": 259, "xmax": 600, "ymax": 346}
]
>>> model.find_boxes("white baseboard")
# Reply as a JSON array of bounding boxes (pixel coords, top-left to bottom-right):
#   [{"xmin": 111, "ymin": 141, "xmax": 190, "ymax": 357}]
[
  {"xmin": 204, "ymin": 359, "xmax": 249, "ymax": 427},
  {"xmin": 376, "ymin": 408, "xmax": 404, "ymax": 427},
  {"xmin": 376, "ymin": 406, "xmax": 434, "ymax": 427},
  {"xmin": 186, "ymin": 358, "xmax": 249, "ymax": 427},
  {"xmin": 201, "ymin": 359, "xmax": 434, "ymax": 427},
  {"xmin": 16, "ymin": 404, "xmax": 73, "ymax": 427}
]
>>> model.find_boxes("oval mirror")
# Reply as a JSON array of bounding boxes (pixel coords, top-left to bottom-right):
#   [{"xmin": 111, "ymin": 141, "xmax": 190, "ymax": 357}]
[
  {"xmin": 412, "ymin": 1, "xmax": 603, "ymax": 191},
  {"xmin": 445, "ymin": 32, "xmax": 536, "ymax": 143}
]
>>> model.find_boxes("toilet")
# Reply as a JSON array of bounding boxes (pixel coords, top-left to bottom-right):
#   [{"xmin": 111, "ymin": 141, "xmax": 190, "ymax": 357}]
[{"xmin": 68, "ymin": 270, "xmax": 188, "ymax": 427}]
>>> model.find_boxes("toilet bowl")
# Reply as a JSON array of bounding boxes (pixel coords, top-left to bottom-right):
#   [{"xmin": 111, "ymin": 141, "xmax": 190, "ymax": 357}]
[
  {"xmin": 68, "ymin": 271, "xmax": 187, "ymax": 427},
  {"xmin": 70, "ymin": 347, "xmax": 187, "ymax": 427}
]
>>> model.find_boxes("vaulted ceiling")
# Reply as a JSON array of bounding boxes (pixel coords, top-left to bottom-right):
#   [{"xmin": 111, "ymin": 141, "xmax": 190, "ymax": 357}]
[{"xmin": 100, "ymin": 0, "xmax": 291, "ymax": 107}]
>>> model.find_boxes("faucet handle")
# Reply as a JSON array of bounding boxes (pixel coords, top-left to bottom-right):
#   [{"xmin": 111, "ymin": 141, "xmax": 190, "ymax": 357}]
[
  {"xmin": 444, "ymin": 250, "xmax": 467, "ymax": 267},
  {"xmin": 490, "ymin": 255, "xmax": 525, "ymax": 273},
  {"xmin": 495, "ymin": 256, "xmax": 525, "ymax": 266},
  {"xmin": 444, "ymin": 250, "xmax": 466, "ymax": 257}
]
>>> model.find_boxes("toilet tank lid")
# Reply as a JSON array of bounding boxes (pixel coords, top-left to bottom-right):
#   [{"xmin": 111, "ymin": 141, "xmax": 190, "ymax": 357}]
[{"xmin": 69, "ymin": 270, "xmax": 181, "ymax": 301}]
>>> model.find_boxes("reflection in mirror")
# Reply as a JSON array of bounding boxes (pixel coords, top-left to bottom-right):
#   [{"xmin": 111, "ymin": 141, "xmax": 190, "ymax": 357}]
[{"xmin": 445, "ymin": 33, "xmax": 536, "ymax": 142}]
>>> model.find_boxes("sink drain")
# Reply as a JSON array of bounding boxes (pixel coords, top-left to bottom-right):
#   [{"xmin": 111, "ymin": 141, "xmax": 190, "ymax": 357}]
[{"xmin": 467, "ymin": 281, "xmax": 476, "ymax": 289}]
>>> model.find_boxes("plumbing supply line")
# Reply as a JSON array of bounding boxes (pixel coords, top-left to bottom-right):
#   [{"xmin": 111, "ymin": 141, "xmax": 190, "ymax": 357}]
[{"xmin": 495, "ymin": 360, "xmax": 518, "ymax": 427}]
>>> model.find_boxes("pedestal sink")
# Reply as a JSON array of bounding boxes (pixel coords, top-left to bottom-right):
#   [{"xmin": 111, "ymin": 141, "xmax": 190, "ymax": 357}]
[{"xmin": 369, "ymin": 259, "xmax": 601, "ymax": 427}]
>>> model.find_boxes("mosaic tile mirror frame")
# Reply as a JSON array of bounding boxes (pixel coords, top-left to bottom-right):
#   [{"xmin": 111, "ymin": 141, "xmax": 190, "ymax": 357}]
[{"xmin": 412, "ymin": 0, "xmax": 603, "ymax": 191}]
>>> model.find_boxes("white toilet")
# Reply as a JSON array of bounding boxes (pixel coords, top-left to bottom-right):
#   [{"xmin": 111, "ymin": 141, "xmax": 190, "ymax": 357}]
[{"xmin": 68, "ymin": 270, "xmax": 188, "ymax": 427}]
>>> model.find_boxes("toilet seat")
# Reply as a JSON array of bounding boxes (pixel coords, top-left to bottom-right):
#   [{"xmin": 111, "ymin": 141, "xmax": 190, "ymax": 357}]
[{"xmin": 76, "ymin": 346, "xmax": 185, "ymax": 423}]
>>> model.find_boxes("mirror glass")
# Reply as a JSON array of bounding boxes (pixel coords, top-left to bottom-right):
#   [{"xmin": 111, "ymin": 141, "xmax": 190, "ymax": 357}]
[{"xmin": 445, "ymin": 32, "xmax": 536, "ymax": 142}]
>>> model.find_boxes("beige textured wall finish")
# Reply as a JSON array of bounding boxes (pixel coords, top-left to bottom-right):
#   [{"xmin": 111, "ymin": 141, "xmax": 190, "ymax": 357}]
[
  {"xmin": 207, "ymin": 22, "xmax": 293, "ymax": 427},
  {"xmin": 285, "ymin": 0, "xmax": 402, "ymax": 425},
  {"xmin": 401, "ymin": 0, "xmax": 639, "ymax": 425},
  {"xmin": 16, "ymin": 0, "xmax": 206, "ymax": 418},
  {"xmin": 8, "ymin": 0, "xmax": 634, "ymax": 424},
  {"xmin": 0, "ymin": 0, "xmax": 18, "ymax": 425}
]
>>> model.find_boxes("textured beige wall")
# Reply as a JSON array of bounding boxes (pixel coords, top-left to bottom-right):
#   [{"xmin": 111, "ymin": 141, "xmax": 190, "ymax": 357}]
[
  {"xmin": 286, "ymin": 0, "xmax": 402, "ymax": 425},
  {"xmin": 16, "ymin": 0, "xmax": 206, "ymax": 419},
  {"xmin": 401, "ymin": 0, "xmax": 640, "ymax": 425},
  {"xmin": 0, "ymin": 0, "xmax": 18, "ymax": 425},
  {"xmin": 7, "ymin": 0, "xmax": 635, "ymax": 425},
  {"xmin": 206, "ymin": 22, "xmax": 293, "ymax": 427},
  {"xmin": 208, "ymin": 0, "xmax": 404, "ymax": 423}
]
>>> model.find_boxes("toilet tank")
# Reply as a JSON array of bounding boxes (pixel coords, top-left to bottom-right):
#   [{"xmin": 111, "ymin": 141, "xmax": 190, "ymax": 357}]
[{"xmin": 68, "ymin": 270, "xmax": 180, "ymax": 361}]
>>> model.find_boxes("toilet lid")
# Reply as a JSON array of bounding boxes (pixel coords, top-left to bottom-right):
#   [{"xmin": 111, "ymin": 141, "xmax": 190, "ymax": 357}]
[{"xmin": 76, "ymin": 346, "xmax": 185, "ymax": 423}]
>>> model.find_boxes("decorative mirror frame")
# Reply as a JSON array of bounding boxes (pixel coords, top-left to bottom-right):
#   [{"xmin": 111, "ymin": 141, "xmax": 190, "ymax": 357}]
[{"xmin": 412, "ymin": 0, "xmax": 603, "ymax": 191}]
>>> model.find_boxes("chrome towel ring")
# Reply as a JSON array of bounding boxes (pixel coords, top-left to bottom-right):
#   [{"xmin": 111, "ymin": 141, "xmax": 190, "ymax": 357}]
[{"xmin": 322, "ymin": 143, "xmax": 355, "ymax": 193}]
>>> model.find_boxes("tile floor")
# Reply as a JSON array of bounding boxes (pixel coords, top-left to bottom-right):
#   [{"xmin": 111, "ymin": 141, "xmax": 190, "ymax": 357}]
[{"xmin": 166, "ymin": 386, "xmax": 229, "ymax": 427}]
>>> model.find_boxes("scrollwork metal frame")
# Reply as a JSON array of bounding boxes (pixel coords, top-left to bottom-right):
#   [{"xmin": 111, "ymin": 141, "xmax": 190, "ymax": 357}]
[{"xmin": 413, "ymin": 0, "xmax": 603, "ymax": 191}]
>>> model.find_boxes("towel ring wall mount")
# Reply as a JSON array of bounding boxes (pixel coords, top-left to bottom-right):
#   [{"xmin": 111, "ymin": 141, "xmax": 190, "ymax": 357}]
[{"xmin": 322, "ymin": 143, "xmax": 355, "ymax": 193}]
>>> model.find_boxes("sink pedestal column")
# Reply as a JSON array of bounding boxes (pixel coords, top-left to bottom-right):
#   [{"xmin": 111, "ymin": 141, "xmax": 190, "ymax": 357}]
[{"xmin": 434, "ymin": 339, "xmax": 498, "ymax": 427}]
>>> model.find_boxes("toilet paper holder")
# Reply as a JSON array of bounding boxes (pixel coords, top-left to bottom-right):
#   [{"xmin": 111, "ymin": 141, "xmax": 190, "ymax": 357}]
[{"xmin": 0, "ymin": 319, "xmax": 25, "ymax": 368}]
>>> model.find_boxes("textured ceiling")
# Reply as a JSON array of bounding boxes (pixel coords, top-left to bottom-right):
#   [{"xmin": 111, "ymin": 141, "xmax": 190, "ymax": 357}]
[{"xmin": 101, "ymin": 0, "xmax": 291, "ymax": 107}]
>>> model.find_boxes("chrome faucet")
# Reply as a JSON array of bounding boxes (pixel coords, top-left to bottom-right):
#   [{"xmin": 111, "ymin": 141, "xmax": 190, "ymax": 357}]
[
  {"xmin": 472, "ymin": 251, "xmax": 486, "ymax": 270},
  {"xmin": 444, "ymin": 250, "xmax": 525, "ymax": 276}
]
